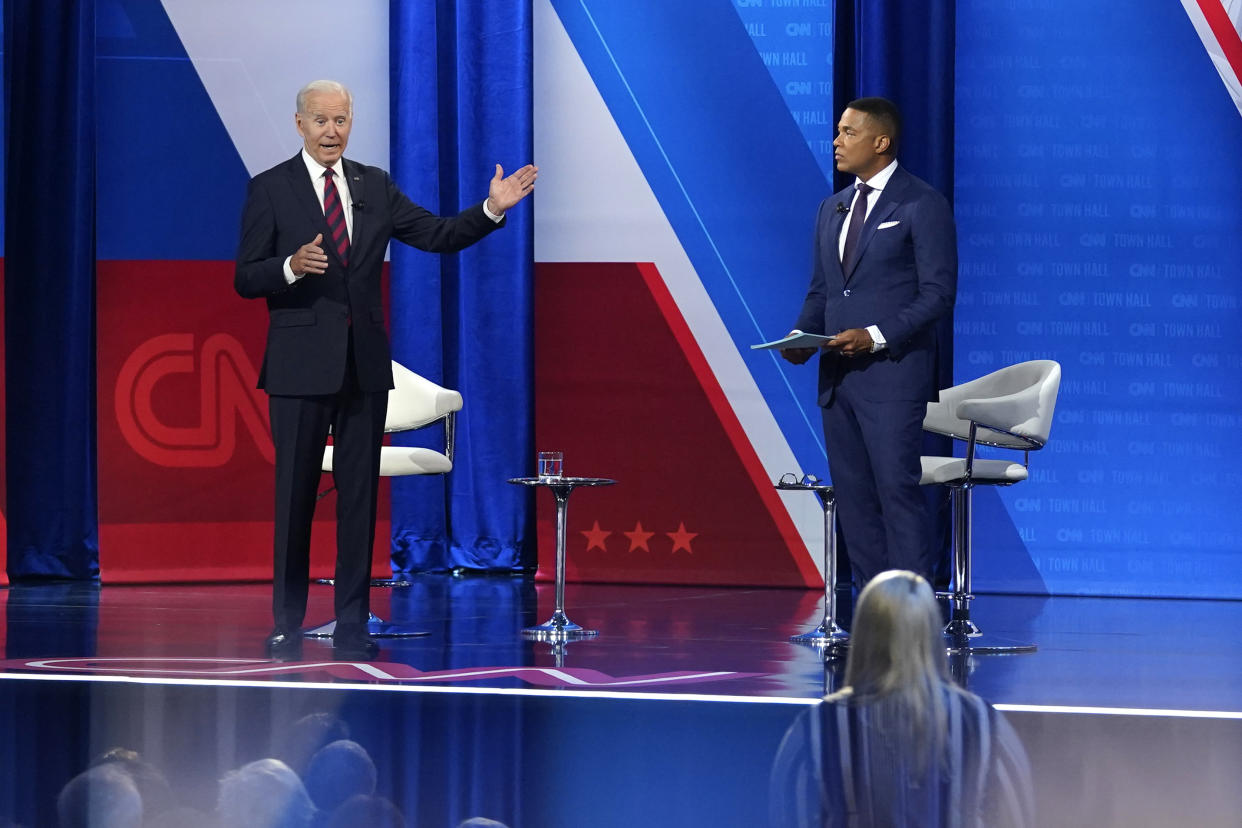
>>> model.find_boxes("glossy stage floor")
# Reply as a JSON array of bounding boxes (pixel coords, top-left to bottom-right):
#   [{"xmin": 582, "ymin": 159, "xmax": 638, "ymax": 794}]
[{"xmin": 2, "ymin": 576, "xmax": 1240, "ymax": 826}]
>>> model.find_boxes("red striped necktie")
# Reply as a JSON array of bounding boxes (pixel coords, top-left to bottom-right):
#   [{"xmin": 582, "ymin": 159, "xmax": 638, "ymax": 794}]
[{"xmin": 323, "ymin": 168, "xmax": 349, "ymax": 266}]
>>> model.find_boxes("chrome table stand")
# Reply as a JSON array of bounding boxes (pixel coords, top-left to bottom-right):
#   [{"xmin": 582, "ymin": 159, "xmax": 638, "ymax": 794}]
[
  {"xmin": 509, "ymin": 476, "xmax": 616, "ymax": 640},
  {"xmin": 777, "ymin": 476, "xmax": 849, "ymax": 653}
]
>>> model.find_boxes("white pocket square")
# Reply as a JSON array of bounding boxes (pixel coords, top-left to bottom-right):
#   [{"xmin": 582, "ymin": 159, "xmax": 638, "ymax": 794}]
[{"xmin": 877, "ymin": 220, "xmax": 901, "ymax": 229}]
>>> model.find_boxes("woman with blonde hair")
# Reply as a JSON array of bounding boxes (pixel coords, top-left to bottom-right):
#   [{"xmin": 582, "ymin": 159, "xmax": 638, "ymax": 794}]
[{"xmin": 770, "ymin": 570, "xmax": 1034, "ymax": 827}]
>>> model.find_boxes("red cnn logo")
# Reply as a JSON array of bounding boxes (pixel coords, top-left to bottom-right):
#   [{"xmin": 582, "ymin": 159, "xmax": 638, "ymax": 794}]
[{"xmin": 115, "ymin": 333, "xmax": 274, "ymax": 467}]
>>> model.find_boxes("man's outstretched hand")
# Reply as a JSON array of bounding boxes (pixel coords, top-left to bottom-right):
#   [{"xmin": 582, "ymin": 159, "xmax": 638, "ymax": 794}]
[{"xmin": 486, "ymin": 163, "xmax": 538, "ymax": 215}]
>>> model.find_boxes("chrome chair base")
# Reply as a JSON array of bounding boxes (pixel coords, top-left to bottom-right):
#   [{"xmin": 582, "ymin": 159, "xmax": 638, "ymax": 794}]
[
  {"xmin": 522, "ymin": 623, "xmax": 598, "ymax": 641},
  {"xmin": 790, "ymin": 622, "xmax": 850, "ymax": 652},
  {"xmin": 303, "ymin": 613, "xmax": 431, "ymax": 639},
  {"xmin": 944, "ymin": 615, "xmax": 982, "ymax": 638},
  {"xmin": 313, "ymin": 578, "xmax": 414, "ymax": 588},
  {"xmin": 522, "ymin": 610, "xmax": 597, "ymax": 640},
  {"xmin": 369, "ymin": 578, "xmax": 414, "ymax": 588},
  {"xmin": 945, "ymin": 632, "xmax": 1037, "ymax": 655}
]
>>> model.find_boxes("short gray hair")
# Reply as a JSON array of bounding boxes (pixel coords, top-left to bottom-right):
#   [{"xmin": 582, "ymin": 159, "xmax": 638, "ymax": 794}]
[{"xmin": 297, "ymin": 80, "xmax": 353, "ymax": 115}]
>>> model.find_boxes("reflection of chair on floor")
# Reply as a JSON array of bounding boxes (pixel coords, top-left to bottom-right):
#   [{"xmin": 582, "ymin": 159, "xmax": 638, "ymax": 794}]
[
  {"xmin": 919, "ymin": 359, "xmax": 1061, "ymax": 654},
  {"xmin": 306, "ymin": 361, "xmax": 463, "ymax": 639}
]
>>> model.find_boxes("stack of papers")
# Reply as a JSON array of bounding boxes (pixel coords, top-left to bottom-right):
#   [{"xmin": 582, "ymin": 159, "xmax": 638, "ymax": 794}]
[{"xmin": 750, "ymin": 330, "xmax": 833, "ymax": 350}]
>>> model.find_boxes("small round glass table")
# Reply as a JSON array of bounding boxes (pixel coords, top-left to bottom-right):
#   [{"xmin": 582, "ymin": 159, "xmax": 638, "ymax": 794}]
[
  {"xmin": 508, "ymin": 476, "xmax": 616, "ymax": 639},
  {"xmin": 776, "ymin": 475, "xmax": 849, "ymax": 652}
]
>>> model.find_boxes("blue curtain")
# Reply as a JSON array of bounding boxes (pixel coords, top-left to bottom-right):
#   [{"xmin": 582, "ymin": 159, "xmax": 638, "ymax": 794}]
[
  {"xmin": 388, "ymin": 0, "xmax": 534, "ymax": 574},
  {"xmin": 4, "ymin": 0, "xmax": 99, "ymax": 580},
  {"xmin": 834, "ymin": 0, "xmax": 956, "ymax": 195},
  {"xmin": 834, "ymin": 0, "xmax": 957, "ymax": 584}
]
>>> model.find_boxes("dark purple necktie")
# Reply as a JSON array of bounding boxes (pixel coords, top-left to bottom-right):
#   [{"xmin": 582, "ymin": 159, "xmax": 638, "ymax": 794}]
[
  {"xmin": 323, "ymin": 168, "xmax": 349, "ymax": 267},
  {"xmin": 841, "ymin": 181, "xmax": 872, "ymax": 274}
]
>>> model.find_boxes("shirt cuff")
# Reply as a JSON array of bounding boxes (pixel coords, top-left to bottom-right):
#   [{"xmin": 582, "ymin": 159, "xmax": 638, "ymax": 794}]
[
  {"xmin": 283, "ymin": 256, "xmax": 302, "ymax": 284},
  {"xmin": 866, "ymin": 325, "xmax": 887, "ymax": 353},
  {"xmin": 482, "ymin": 199, "xmax": 504, "ymax": 223}
]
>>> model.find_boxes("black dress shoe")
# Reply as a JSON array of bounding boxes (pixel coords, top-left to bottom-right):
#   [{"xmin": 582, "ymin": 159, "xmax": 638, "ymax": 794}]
[
  {"xmin": 265, "ymin": 627, "xmax": 303, "ymax": 659},
  {"xmin": 332, "ymin": 625, "xmax": 380, "ymax": 660}
]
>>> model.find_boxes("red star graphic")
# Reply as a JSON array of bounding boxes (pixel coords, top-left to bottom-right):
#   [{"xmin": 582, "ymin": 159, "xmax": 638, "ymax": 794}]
[
  {"xmin": 581, "ymin": 520, "xmax": 611, "ymax": 552},
  {"xmin": 667, "ymin": 522, "xmax": 699, "ymax": 554},
  {"xmin": 623, "ymin": 521, "xmax": 655, "ymax": 553}
]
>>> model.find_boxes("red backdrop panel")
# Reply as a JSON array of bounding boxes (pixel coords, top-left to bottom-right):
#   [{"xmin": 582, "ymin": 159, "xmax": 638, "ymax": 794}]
[
  {"xmin": 96, "ymin": 260, "xmax": 389, "ymax": 582},
  {"xmin": 534, "ymin": 262, "xmax": 816, "ymax": 587}
]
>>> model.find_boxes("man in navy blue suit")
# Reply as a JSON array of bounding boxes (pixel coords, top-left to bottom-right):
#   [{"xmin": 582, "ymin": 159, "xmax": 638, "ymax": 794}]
[
  {"xmin": 235, "ymin": 80, "xmax": 536, "ymax": 659},
  {"xmin": 784, "ymin": 97, "xmax": 957, "ymax": 586}
]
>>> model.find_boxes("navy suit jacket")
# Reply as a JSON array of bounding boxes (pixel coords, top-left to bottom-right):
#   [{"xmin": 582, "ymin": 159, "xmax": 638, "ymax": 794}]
[
  {"xmin": 235, "ymin": 153, "xmax": 502, "ymax": 396},
  {"xmin": 794, "ymin": 164, "xmax": 957, "ymax": 406}
]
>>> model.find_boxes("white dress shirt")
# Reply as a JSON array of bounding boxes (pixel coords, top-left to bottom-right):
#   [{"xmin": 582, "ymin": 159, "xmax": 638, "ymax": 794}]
[
  {"xmin": 283, "ymin": 150, "xmax": 355, "ymax": 283},
  {"xmin": 838, "ymin": 158, "xmax": 900, "ymax": 352}
]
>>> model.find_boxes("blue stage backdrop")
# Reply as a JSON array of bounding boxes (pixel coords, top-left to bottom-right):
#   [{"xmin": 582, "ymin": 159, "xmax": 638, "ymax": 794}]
[
  {"xmin": 955, "ymin": 0, "xmax": 1242, "ymax": 597},
  {"xmin": 9, "ymin": 0, "xmax": 1242, "ymax": 599}
]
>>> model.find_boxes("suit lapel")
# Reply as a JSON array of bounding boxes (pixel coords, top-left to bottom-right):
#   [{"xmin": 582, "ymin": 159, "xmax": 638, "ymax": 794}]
[
  {"xmin": 343, "ymin": 160, "xmax": 366, "ymax": 266},
  {"xmin": 282, "ymin": 154, "xmax": 351, "ymax": 269},
  {"xmin": 824, "ymin": 199, "xmax": 850, "ymax": 282},
  {"xmin": 843, "ymin": 168, "xmax": 910, "ymax": 284}
]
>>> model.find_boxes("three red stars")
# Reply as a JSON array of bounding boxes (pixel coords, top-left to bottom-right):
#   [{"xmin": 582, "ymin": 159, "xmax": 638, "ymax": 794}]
[{"xmin": 579, "ymin": 520, "xmax": 699, "ymax": 554}]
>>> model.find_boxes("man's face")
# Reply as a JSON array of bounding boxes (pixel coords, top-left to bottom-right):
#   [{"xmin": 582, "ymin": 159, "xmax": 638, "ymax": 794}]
[
  {"xmin": 296, "ymin": 91, "xmax": 352, "ymax": 168},
  {"xmin": 833, "ymin": 108, "xmax": 887, "ymax": 180}
]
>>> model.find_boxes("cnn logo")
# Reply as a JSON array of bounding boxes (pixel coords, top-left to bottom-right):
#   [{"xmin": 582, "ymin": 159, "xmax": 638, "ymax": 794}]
[{"xmin": 115, "ymin": 333, "xmax": 274, "ymax": 467}]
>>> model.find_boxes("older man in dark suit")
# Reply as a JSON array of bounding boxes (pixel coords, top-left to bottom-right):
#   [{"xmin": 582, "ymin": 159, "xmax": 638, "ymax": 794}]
[
  {"xmin": 784, "ymin": 97, "xmax": 957, "ymax": 587},
  {"xmin": 235, "ymin": 80, "xmax": 536, "ymax": 658}
]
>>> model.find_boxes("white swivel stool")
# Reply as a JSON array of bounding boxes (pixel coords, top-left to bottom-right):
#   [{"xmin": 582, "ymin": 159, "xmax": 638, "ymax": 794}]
[{"xmin": 919, "ymin": 359, "xmax": 1061, "ymax": 654}]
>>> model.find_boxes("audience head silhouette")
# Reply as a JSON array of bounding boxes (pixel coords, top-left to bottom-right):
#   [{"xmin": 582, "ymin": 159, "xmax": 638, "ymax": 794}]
[
  {"xmin": 89, "ymin": 746, "xmax": 176, "ymax": 820},
  {"xmin": 302, "ymin": 739, "xmax": 377, "ymax": 813},
  {"xmin": 217, "ymin": 758, "xmax": 315, "ymax": 828},
  {"xmin": 57, "ymin": 765, "xmax": 142, "ymax": 828},
  {"xmin": 273, "ymin": 712, "xmax": 350, "ymax": 776},
  {"xmin": 325, "ymin": 794, "xmax": 407, "ymax": 828}
]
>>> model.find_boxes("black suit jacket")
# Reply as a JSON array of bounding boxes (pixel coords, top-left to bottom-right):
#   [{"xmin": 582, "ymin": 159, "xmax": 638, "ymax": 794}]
[{"xmin": 235, "ymin": 153, "xmax": 503, "ymax": 396}]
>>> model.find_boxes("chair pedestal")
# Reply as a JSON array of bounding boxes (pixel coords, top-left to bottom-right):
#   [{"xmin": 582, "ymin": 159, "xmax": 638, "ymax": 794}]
[{"xmin": 941, "ymin": 484, "xmax": 1036, "ymax": 655}]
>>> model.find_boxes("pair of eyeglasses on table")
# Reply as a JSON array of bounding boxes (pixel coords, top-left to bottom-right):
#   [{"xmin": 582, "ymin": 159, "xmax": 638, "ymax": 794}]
[{"xmin": 777, "ymin": 473, "xmax": 825, "ymax": 487}]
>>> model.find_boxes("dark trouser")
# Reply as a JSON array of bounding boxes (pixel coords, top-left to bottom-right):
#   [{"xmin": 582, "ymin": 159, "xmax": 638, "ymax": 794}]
[
  {"xmin": 821, "ymin": 387, "xmax": 932, "ymax": 587},
  {"xmin": 268, "ymin": 366, "xmax": 387, "ymax": 631}
]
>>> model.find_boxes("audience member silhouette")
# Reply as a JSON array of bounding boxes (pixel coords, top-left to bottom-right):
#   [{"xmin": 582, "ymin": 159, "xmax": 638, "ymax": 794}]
[
  {"xmin": 769, "ymin": 570, "xmax": 1035, "ymax": 827},
  {"xmin": 323, "ymin": 794, "xmax": 407, "ymax": 828},
  {"xmin": 57, "ymin": 764, "xmax": 143, "ymax": 828},
  {"xmin": 217, "ymin": 758, "xmax": 316, "ymax": 828},
  {"xmin": 272, "ymin": 713, "xmax": 351, "ymax": 777},
  {"xmin": 89, "ymin": 747, "xmax": 177, "ymax": 821},
  {"xmin": 301, "ymin": 739, "xmax": 377, "ymax": 815}
]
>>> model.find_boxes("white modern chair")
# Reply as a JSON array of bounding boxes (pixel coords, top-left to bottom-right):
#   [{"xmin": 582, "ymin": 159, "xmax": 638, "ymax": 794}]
[
  {"xmin": 321, "ymin": 360, "xmax": 463, "ymax": 478},
  {"xmin": 306, "ymin": 361, "xmax": 463, "ymax": 638},
  {"xmin": 919, "ymin": 359, "xmax": 1061, "ymax": 654}
]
